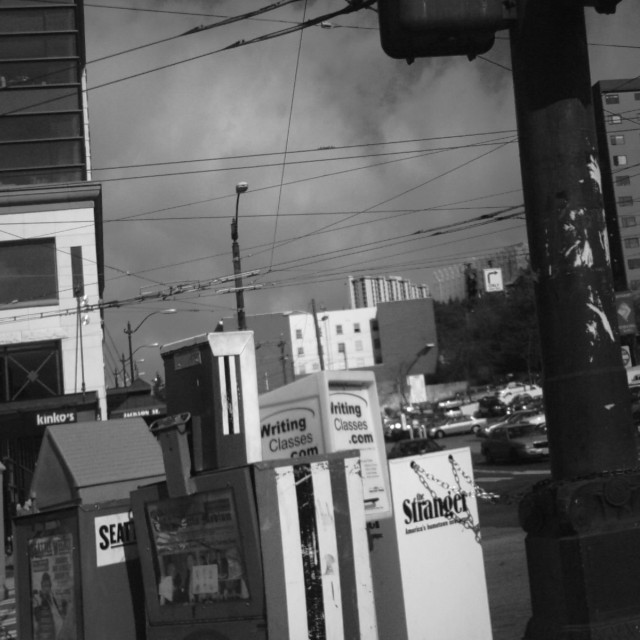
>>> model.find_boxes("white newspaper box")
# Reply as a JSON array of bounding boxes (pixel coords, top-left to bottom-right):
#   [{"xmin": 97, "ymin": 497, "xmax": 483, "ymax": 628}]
[
  {"xmin": 259, "ymin": 371, "xmax": 391, "ymax": 521},
  {"xmin": 369, "ymin": 447, "xmax": 493, "ymax": 640}
]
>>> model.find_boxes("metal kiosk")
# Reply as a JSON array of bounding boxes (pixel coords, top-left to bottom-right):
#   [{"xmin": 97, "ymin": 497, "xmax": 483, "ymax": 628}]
[{"xmin": 13, "ymin": 419, "xmax": 165, "ymax": 640}]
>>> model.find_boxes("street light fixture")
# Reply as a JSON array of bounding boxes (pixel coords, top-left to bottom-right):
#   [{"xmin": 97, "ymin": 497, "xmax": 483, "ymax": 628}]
[
  {"xmin": 231, "ymin": 181, "xmax": 248, "ymax": 331},
  {"xmin": 124, "ymin": 310, "xmax": 177, "ymax": 383}
]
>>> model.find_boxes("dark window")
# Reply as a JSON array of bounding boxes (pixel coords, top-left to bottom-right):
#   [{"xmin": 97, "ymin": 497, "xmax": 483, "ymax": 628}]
[
  {"xmin": 336, "ymin": 325, "xmax": 343, "ymax": 335},
  {"xmin": 624, "ymin": 238, "xmax": 640, "ymax": 249},
  {"xmin": 616, "ymin": 175, "xmax": 631, "ymax": 187},
  {"xmin": 0, "ymin": 166, "xmax": 83, "ymax": 187},
  {"xmin": 0, "ymin": 340, "xmax": 62, "ymax": 402},
  {"xmin": 295, "ymin": 329, "xmax": 302, "ymax": 340},
  {"xmin": 605, "ymin": 94, "xmax": 620, "ymax": 104},
  {"xmin": 0, "ymin": 34, "xmax": 77, "ymax": 59},
  {"xmin": 610, "ymin": 135, "xmax": 625, "ymax": 145},
  {"xmin": 0, "ymin": 139, "xmax": 83, "ymax": 170},
  {"xmin": 0, "ymin": 112, "xmax": 81, "ymax": 142},
  {"xmin": 0, "ymin": 238, "xmax": 58, "ymax": 307},
  {"xmin": 628, "ymin": 258, "xmax": 640, "ymax": 270},
  {"xmin": 2, "ymin": 7, "xmax": 76, "ymax": 31},
  {"xmin": 614, "ymin": 155, "xmax": 628, "ymax": 166},
  {"xmin": 337, "ymin": 343, "xmax": 345, "ymax": 353},
  {"xmin": 354, "ymin": 323, "xmax": 361, "ymax": 333},
  {"xmin": 622, "ymin": 217, "xmax": 637, "ymax": 228},
  {"xmin": 619, "ymin": 196, "xmax": 635, "ymax": 207},
  {"xmin": 0, "ymin": 87, "xmax": 80, "ymax": 113},
  {"xmin": 0, "ymin": 59, "xmax": 79, "ymax": 87}
]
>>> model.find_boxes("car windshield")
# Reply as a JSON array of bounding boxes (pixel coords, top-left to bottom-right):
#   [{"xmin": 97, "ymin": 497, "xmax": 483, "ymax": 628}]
[{"xmin": 508, "ymin": 424, "xmax": 545, "ymax": 438}]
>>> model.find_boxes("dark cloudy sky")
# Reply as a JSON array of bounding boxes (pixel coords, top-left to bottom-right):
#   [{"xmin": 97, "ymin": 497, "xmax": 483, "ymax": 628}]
[{"xmin": 81, "ymin": 1, "xmax": 640, "ymax": 385}]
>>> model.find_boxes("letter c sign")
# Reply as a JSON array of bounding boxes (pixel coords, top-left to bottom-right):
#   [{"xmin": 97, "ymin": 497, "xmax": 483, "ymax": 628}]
[{"xmin": 483, "ymin": 268, "xmax": 503, "ymax": 293}]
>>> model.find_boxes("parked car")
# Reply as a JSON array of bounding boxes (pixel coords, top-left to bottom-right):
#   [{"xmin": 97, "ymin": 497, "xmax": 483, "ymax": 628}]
[
  {"xmin": 387, "ymin": 437, "xmax": 444, "ymax": 459},
  {"xmin": 428, "ymin": 415, "xmax": 487, "ymax": 438},
  {"xmin": 498, "ymin": 382, "xmax": 543, "ymax": 405},
  {"xmin": 477, "ymin": 409, "xmax": 546, "ymax": 438},
  {"xmin": 481, "ymin": 422, "xmax": 549, "ymax": 463},
  {"xmin": 477, "ymin": 395, "xmax": 508, "ymax": 418},
  {"xmin": 434, "ymin": 395, "xmax": 463, "ymax": 411}
]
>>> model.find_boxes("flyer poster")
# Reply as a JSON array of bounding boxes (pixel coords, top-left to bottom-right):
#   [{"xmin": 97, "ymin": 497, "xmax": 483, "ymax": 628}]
[
  {"xmin": 146, "ymin": 489, "xmax": 250, "ymax": 605},
  {"xmin": 328, "ymin": 387, "xmax": 390, "ymax": 518},
  {"xmin": 29, "ymin": 532, "xmax": 77, "ymax": 640}
]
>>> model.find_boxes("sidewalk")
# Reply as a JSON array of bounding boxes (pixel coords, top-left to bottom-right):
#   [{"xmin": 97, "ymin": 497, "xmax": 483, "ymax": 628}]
[{"xmin": 483, "ymin": 526, "xmax": 531, "ymax": 640}]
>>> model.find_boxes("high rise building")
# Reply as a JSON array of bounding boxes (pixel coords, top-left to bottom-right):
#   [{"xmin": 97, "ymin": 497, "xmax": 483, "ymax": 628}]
[
  {"xmin": 0, "ymin": 1, "xmax": 106, "ymax": 513},
  {"xmin": 592, "ymin": 79, "xmax": 640, "ymax": 292},
  {"xmin": 348, "ymin": 275, "xmax": 430, "ymax": 309}
]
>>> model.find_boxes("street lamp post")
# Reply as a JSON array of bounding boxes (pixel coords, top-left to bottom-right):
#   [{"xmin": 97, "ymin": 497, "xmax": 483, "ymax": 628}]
[
  {"xmin": 231, "ymin": 181, "xmax": 248, "ymax": 331},
  {"xmin": 124, "ymin": 309, "xmax": 176, "ymax": 384}
]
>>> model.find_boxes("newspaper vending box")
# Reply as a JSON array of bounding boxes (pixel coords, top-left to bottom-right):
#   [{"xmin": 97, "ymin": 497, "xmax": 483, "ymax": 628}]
[{"xmin": 13, "ymin": 419, "xmax": 165, "ymax": 640}]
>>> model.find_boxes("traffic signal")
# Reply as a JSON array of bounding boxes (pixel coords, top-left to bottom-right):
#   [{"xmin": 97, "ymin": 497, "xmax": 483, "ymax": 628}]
[{"xmin": 378, "ymin": 0, "xmax": 514, "ymax": 61}]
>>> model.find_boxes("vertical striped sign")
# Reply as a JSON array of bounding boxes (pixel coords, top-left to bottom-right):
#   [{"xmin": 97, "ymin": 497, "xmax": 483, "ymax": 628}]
[{"xmin": 253, "ymin": 452, "xmax": 378, "ymax": 640}]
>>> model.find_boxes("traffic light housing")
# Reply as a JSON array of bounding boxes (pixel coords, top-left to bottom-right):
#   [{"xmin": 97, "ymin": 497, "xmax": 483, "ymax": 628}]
[{"xmin": 378, "ymin": 0, "xmax": 514, "ymax": 61}]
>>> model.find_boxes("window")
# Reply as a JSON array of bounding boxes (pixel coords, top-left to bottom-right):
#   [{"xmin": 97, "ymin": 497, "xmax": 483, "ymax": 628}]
[
  {"xmin": 337, "ymin": 343, "xmax": 345, "ymax": 353},
  {"xmin": 616, "ymin": 175, "xmax": 631, "ymax": 187},
  {"xmin": 619, "ymin": 196, "xmax": 635, "ymax": 207},
  {"xmin": 622, "ymin": 217, "xmax": 637, "ymax": 228},
  {"xmin": 605, "ymin": 94, "xmax": 620, "ymax": 104},
  {"xmin": 628, "ymin": 259, "xmax": 640, "ymax": 270},
  {"xmin": 336, "ymin": 325, "xmax": 343, "ymax": 335},
  {"xmin": 297, "ymin": 347, "xmax": 304, "ymax": 356},
  {"xmin": 0, "ymin": 340, "xmax": 62, "ymax": 403},
  {"xmin": 608, "ymin": 114, "xmax": 622, "ymax": 125},
  {"xmin": 625, "ymin": 238, "xmax": 640, "ymax": 249},
  {"xmin": 610, "ymin": 135, "xmax": 625, "ymax": 145},
  {"xmin": 0, "ymin": 3, "xmax": 86, "ymax": 187},
  {"xmin": 355, "ymin": 340, "xmax": 363, "ymax": 352},
  {"xmin": 295, "ymin": 329, "xmax": 302, "ymax": 340},
  {"xmin": 354, "ymin": 323, "xmax": 361, "ymax": 333},
  {"xmin": 614, "ymin": 155, "xmax": 628, "ymax": 166},
  {"xmin": 635, "ymin": 93, "xmax": 640, "ymax": 101},
  {"xmin": 0, "ymin": 238, "xmax": 58, "ymax": 307}
]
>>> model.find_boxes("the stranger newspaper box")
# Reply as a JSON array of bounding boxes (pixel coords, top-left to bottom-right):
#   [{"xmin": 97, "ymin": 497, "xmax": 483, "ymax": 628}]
[
  {"xmin": 14, "ymin": 419, "xmax": 165, "ymax": 640},
  {"xmin": 369, "ymin": 447, "xmax": 493, "ymax": 640},
  {"xmin": 259, "ymin": 370, "xmax": 391, "ymax": 521},
  {"xmin": 130, "ymin": 451, "xmax": 378, "ymax": 640}
]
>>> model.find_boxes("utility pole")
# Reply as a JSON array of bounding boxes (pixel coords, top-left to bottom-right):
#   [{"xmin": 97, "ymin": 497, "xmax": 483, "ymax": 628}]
[
  {"xmin": 231, "ymin": 181, "xmax": 248, "ymax": 331},
  {"xmin": 378, "ymin": 1, "xmax": 640, "ymax": 636},
  {"xmin": 510, "ymin": 2, "xmax": 640, "ymax": 637},
  {"xmin": 311, "ymin": 299, "xmax": 325, "ymax": 371},
  {"xmin": 278, "ymin": 339, "xmax": 289, "ymax": 385}
]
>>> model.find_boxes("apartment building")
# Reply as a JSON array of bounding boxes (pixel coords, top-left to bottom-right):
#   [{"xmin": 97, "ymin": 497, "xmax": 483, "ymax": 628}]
[
  {"xmin": 348, "ymin": 275, "xmax": 430, "ymax": 309},
  {"xmin": 0, "ymin": 1, "xmax": 106, "ymax": 511},
  {"xmin": 593, "ymin": 79, "xmax": 640, "ymax": 292}
]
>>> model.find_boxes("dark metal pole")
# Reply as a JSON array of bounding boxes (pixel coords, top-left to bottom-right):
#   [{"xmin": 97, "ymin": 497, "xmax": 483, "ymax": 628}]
[
  {"xmin": 126, "ymin": 320, "xmax": 134, "ymax": 383},
  {"xmin": 511, "ymin": 1, "xmax": 640, "ymax": 637},
  {"xmin": 311, "ymin": 299, "xmax": 325, "ymax": 371},
  {"xmin": 232, "ymin": 183, "xmax": 248, "ymax": 331}
]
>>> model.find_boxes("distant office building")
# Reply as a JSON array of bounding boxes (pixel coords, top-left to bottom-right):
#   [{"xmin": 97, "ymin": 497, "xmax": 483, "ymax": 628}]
[
  {"xmin": 592, "ymin": 79, "xmax": 640, "ymax": 292},
  {"xmin": 348, "ymin": 275, "xmax": 430, "ymax": 309},
  {"xmin": 0, "ymin": 1, "xmax": 106, "ymax": 513}
]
